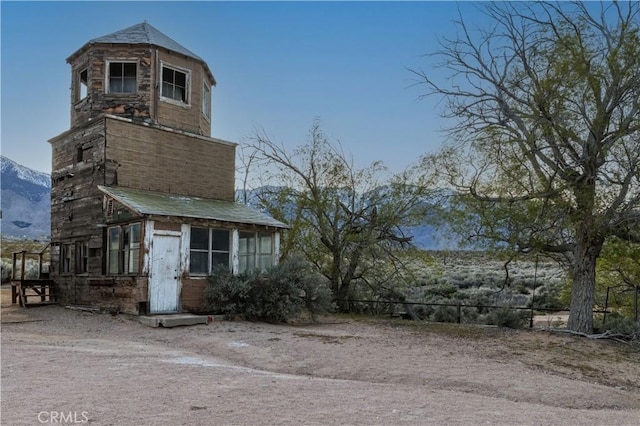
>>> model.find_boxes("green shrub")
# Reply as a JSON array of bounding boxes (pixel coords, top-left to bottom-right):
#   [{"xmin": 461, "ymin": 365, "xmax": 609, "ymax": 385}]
[
  {"xmin": 601, "ymin": 315, "xmax": 640, "ymax": 336},
  {"xmin": 204, "ymin": 256, "xmax": 333, "ymax": 323},
  {"xmin": 529, "ymin": 282, "xmax": 564, "ymax": 310},
  {"xmin": 424, "ymin": 282, "xmax": 458, "ymax": 298},
  {"xmin": 485, "ymin": 306, "xmax": 528, "ymax": 328},
  {"xmin": 203, "ymin": 266, "xmax": 251, "ymax": 316},
  {"xmin": 433, "ymin": 305, "xmax": 459, "ymax": 323},
  {"xmin": 1, "ymin": 260, "xmax": 12, "ymax": 283}
]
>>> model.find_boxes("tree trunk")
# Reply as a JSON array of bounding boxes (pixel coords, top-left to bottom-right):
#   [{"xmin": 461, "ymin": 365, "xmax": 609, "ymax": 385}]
[
  {"xmin": 336, "ymin": 281, "xmax": 351, "ymax": 312},
  {"xmin": 567, "ymin": 229, "xmax": 603, "ymax": 334}
]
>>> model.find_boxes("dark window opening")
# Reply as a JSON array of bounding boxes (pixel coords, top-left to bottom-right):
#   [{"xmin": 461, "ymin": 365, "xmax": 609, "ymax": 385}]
[
  {"xmin": 107, "ymin": 223, "xmax": 141, "ymax": 275},
  {"xmin": 162, "ymin": 66, "xmax": 188, "ymax": 103},
  {"xmin": 109, "ymin": 62, "xmax": 137, "ymax": 93},
  {"xmin": 189, "ymin": 227, "xmax": 230, "ymax": 275},
  {"xmin": 61, "ymin": 243, "xmax": 72, "ymax": 274},
  {"xmin": 76, "ymin": 241, "xmax": 88, "ymax": 274},
  {"xmin": 79, "ymin": 69, "xmax": 88, "ymax": 99}
]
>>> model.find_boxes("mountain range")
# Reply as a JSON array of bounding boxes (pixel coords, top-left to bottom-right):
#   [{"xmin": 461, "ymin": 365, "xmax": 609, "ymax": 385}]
[
  {"xmin": 1, "ymin": 156, "xmax": 454, "ymax": 249},
  {"xmin": 1, "ymin": 156, "xmax": 51, "ymax": 240}
]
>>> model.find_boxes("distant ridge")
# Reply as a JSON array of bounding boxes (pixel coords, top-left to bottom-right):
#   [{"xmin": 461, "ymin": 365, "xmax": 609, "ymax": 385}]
[
  {"xmin": 1, "ymin": 156, "xmax": 51, "ymax": 239},
  {"xmin": 0, "ymin": 157, "xmax": 456, "ymax": 247}
]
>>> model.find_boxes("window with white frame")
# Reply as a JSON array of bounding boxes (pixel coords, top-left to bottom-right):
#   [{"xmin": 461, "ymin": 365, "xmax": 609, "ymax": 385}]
[
  {"xmin": 107, "ymin": 223, "xmax": 141, "ymax": 275},
  {"xmin": 202, "ymin": 81, "xmax": 211, "ymax": 120},
  {"xmin": 238, "ymin": 232, "xmax": 273, "ymax": 274},
  {"xmin": 107, "ymin": 61, "xmax": 137, "ymax": 93},
  {"xmin": 189, "ymin": 227, "xmax": 230, "ymax": 275},
  {"xmin": 161, "ymin": 63, "xmax": 190, "ymax": 104}
]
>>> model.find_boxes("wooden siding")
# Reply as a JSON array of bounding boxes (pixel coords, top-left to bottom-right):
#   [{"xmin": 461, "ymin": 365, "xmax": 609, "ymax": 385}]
[
  {"xmin": 181, "ymin": 277, "xmax": 208, "ymax": 313},
  {"xmin": 68, "ymin": 46, "xmax": 154, "ymax": 129},
  {"xmin": 55, "ymin": 276, "xmax": 147, "ymax": 314},
  {"xmin": 68, "ymin": 45, "xmax": 213, "ymax": 137}
]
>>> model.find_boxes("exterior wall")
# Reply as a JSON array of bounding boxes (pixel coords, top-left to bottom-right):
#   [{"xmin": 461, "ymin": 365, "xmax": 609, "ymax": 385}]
[
  {"xmin": 68, "ymin": 46, "xmax": 154, "ymax": 129},
  {"xmin": 50, "ymin": 119, "xmax": 148, "ymax": 313},
  {"xmin": 146, "ymin": 218, "xmax": 282, "ymax": 314},
  {"xmin": 155, "ymin": 50, "xmax": 213, "ymax": 136},
  {"xmin": 181, "ymin": 277, "xmax": 208, "ymax": 313},
  {"xmin": 49, "ymin": 119, "xmax": 108, "ymax": 306},
  {"xmin": 55, "ymin": 276, "xmax": 147, "ymax": 315},
  {"xmin": 68, "ymin": 45, "xmax": 213, "ymax": 136},
  {"xmin": 105, "ymin": 117, "xmax": 235, "ymax": 200},
  {"xmin": 49, "ymin": 119, "xmax": 118, "ymax": 240}
]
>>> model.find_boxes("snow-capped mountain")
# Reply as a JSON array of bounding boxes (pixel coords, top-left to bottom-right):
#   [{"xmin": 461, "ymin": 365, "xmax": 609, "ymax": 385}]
[
  {"xmin": 1, "ymin": 156, "xmax": 50, "ymax": 189},
  {"xmin": 1, "ymin": 156, "xmax": 51, "ymax": 239}
]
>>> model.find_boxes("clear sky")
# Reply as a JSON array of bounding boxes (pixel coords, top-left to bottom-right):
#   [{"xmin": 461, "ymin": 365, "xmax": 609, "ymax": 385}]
[{"xmin": 1, "ymin": 1, "xmax": 481, "ymax": 175}]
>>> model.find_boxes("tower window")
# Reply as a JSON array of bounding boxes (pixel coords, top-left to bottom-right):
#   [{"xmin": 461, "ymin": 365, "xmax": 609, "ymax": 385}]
[
  {"xmin": 202, "ymin": 81, "xmax": 211, "ymax": 120},
  {"xmin": 108, "ymin": 61, "xmax": 137, "ymax": 93},
  {"xmin": 161, "ymin": 63, "xmax": 190, "ymax": 104},
  {"xmin": 79, "ymin": 69, "xmax": 88, "ymax": 100}
]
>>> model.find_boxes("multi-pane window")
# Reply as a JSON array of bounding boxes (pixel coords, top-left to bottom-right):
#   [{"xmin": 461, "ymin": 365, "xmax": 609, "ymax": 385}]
[
  {"xmin": 108, "ymin": 61, "xmax": 137, "ymax": 93},
  {"xmin": 75, "ymin": 241, "xmax": 89, "ymax": 274},
  {"xmin": 107, "ymin": 223, "xmax": 141, "ymax": 274},
  {"xmin": 202, "ymin": 82, "xmax": 211, "ymax": 119},
  {"xmin": 189, "ymin": 227, "xmax": 230, "ymax": 275},
  {"xmin": 61, "ymin": 243, "xmax": 72, "ymax": 274},
  {"xmin": 238, "ymin": 232, "xmax": 273, "ymax": 274},
  {"xmin": 161, "ymin": 64, "xmax": 189, "ymax": 103}
]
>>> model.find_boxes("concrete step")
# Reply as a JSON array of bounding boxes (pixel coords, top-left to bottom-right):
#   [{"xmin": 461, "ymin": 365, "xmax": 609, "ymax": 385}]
[{"xmin": 139, "ymin": 314, "xmax": 209, "ymax": 328}]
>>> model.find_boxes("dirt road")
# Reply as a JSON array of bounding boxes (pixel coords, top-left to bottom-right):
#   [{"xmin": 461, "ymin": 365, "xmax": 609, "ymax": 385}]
[{"xmin": 2, "ymin": 289, "xmax": 639, "ymax": 425}]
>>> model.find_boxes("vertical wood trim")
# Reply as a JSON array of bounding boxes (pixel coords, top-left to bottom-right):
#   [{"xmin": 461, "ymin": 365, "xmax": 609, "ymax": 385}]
[
  {"xmin": 142, "ymin": 220, "xmax": 154, "ymax": 275},
  {"xmin": 274, "ymin": 231, "xmax": 281, "ymax": 266},
  {"xmin": 181, "ymin": 224, "xmax": 190, "ymax": 276},
  {"xmin": 231, "ymin": 229, "xmax": 239, "ymax": 274}
]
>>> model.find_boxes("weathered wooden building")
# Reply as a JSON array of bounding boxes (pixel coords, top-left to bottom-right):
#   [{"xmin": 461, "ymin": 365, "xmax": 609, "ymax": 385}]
[{"xmin": 48, "ymin": 22, "xmax": 287, "ymax": 314}]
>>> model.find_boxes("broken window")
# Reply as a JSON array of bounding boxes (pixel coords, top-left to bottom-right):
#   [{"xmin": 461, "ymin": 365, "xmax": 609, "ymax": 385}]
[
  {"xmin": 108, "ymin": 61, "xmax": 137, "ymax": 93},
  {"xmin": 107, "ymin": 223, "xmax": 141, "ymax": 275},
  {"xmin": 123, "ymin": 224, "xmax": 141, "ymax": 274},
  {"xmin": 75, "ymin": 241, "xmax": 89, "ymax": 274},
  {"xmin": 61, "ymin": 243, "xmax": 72, "ymax": 274},
  {"xmin": 161, "ymin": 63, "xmax": 189, "ymax": 104},
  {"xmin": 189, "ymin": 227, "xmax": 229, "ymax": 275},
  {"xmin": 78, "ymin": 68, "xmax": 88, "ymax": 100},
  {"xmin": 238, "ymin": 232, "xmax": 273, "ymax": 274}
]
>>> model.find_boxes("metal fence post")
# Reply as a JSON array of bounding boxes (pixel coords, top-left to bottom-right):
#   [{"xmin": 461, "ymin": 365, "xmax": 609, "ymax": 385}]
[{"xmin": 603, "ymin": 287, "xmax": 610, "ymax": 325}]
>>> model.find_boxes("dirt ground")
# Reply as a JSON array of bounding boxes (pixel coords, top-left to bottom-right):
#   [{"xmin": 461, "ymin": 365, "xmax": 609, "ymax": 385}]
[{"xmin": 1, "ymin": 285, "xmax": 639, "ymax": 425}]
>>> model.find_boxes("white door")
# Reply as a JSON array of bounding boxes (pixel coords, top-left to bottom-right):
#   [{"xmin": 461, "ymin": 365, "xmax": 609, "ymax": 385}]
[{"xmin": 149, "ymin": 234, "xmax": 181, "ymax": 313}]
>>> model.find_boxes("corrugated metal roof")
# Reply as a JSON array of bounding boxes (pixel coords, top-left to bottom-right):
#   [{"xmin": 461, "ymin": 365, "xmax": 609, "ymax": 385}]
[
  {"xmin": 98, "ymin": 186, "xmax": 289, "ymax": 229},
  {"xmin": 89, "ymin": 22, "xmax": 203, "ymax": 62}
]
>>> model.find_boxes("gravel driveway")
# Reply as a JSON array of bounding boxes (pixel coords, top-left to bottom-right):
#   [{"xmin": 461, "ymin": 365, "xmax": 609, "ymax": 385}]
[{"xmin": 2, "ymin": 292, "xmax": 639, "ymax": 425}]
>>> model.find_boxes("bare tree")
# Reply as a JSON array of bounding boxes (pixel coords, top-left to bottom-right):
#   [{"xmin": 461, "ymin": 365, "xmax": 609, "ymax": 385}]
[
  {"xmin": 247, "ymin": 120, "xmax": 434, "ymax": 308},
  {"xmin": 413, "ymin": 1, "xmax": 640, "ymax": 333}
]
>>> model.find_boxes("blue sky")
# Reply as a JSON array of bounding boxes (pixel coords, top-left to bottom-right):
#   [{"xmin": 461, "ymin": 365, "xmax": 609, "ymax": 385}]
[{"xmin": 1, "ymin": 1, "xmax": 480, "ymax": 175}]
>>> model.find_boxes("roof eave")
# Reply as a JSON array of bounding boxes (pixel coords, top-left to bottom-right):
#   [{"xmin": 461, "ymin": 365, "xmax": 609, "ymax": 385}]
[{"xmin": 67, "ymin": 41, "xmax": 216, "ymax": 86}]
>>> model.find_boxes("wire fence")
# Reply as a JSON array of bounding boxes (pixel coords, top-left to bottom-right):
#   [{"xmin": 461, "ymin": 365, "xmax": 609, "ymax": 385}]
[{"xmin": 341, "ymin": 299, "xmax": 615, "ymax": 328}]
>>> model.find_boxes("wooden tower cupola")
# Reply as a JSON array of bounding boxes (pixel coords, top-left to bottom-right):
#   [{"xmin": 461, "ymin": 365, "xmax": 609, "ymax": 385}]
[{"xmin": 66, "ymin": 22, "xmax": 216, "ymax": 137}]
